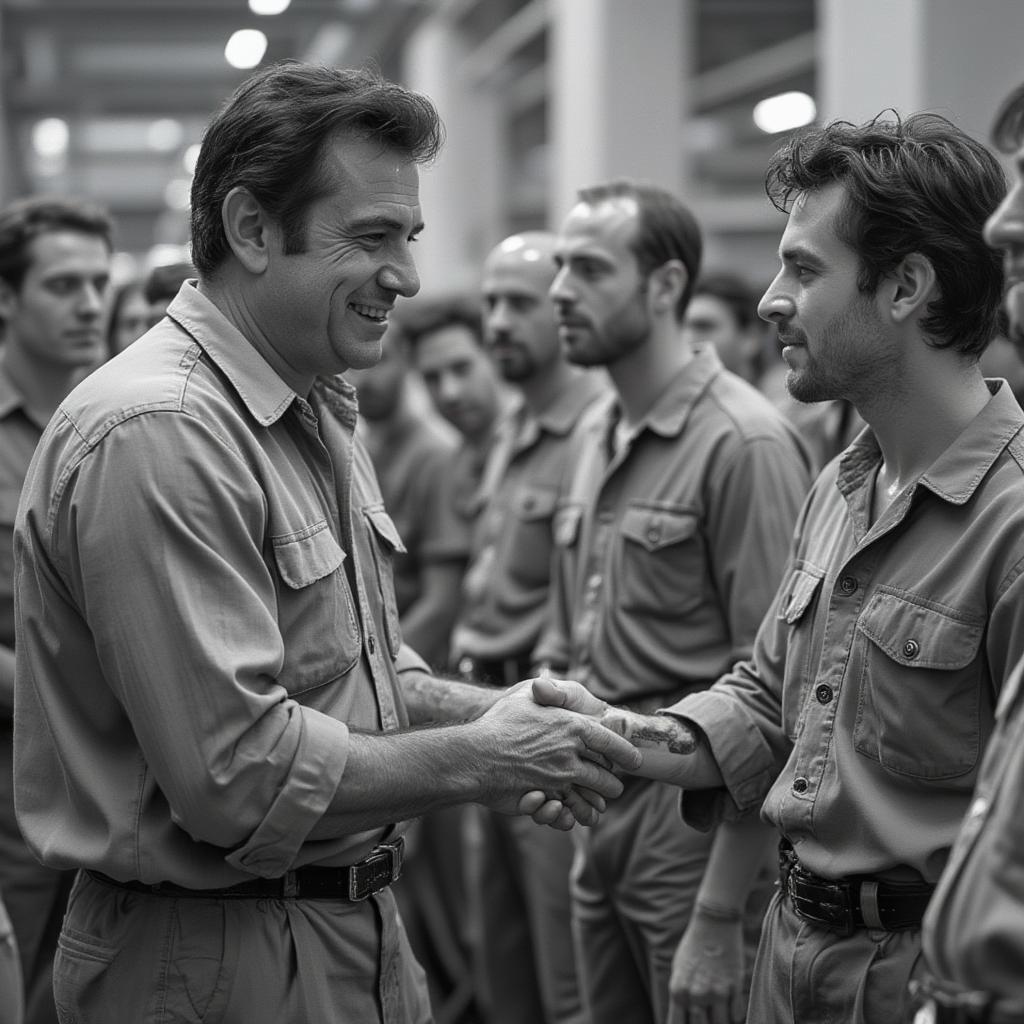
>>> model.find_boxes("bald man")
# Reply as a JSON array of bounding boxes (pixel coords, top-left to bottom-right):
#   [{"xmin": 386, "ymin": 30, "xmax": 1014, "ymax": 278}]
[{"xmin": 452, "ymin": 232, "xmax": 607, "ymax": 1024}]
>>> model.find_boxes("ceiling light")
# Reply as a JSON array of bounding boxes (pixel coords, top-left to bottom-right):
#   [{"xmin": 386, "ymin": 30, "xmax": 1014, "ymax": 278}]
[
  {"xmin": 249, "ymin": 0, "xmax": 291, "ymax": 13},
  {"xmin": 753, "ymin": 92, "xmax": 816, "ymax": 134},
  {"xmin": 225, "ymin": 29, "xmax": 268, "ymax": 70},
  {"xmin": 32, "ymin": 117, "xmax": 69, "ymax": 157},
  {"xmin": 148, "ymin": 119, "xmax": 184, "ymax": 152}
]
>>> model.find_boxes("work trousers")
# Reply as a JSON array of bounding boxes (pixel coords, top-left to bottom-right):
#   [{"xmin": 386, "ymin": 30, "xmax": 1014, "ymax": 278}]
[
  {"xmin": 468, "ymin": 807, "xmax": 582, "ymax": 1024},
  {"xmin": 53, "ymin": 869, "xmax": 432, "ymax": 1024},
  {"xmin": 570, "ymin": 775, "xmax": 770, "ymax": 1024},
  {"xmin": 748, "ymin": 889, "xmax": 925, "ymax": 1024}
]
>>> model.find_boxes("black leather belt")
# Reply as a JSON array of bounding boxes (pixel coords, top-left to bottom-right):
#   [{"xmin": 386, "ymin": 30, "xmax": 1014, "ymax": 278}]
[
  {"xmin": 89, "ymin": 837, "xmax": 404, "ymax": 902},
  {"xmin": 457, "ymin": 653, "xmax": 534, "ymax": 688},
  {"xmin": 779, "ymin": 839, "xmax": 933, "ymax": 935}
]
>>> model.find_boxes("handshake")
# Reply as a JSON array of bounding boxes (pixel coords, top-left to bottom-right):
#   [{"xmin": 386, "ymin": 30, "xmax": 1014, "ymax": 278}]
[{"xmin": 471, "ymin": 671, "xmax": 701, "ymax": 832}]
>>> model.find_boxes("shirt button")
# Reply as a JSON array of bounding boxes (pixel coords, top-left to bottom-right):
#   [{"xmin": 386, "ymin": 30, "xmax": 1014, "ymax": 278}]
[
  {"xmin": 815, "ymin": 684, "xmax": 834, "ymax": 704},
  {"xmin": 902, "ymin": 639, "xmax": 920, "ymax": 659},
  {"xmin": 647, "ymin": 527, "xmax": 662, "ymax": 544},
  {"xmin": 587, "ymin": 573, "xmax": 602, "ymax": 590},
  {"xmin": 792, "ymin": 777, "xmax": 809, "ymax": 794},
  {"xmin": 839, "ymin": 576, "xmax": 857, "ymax": 595}
]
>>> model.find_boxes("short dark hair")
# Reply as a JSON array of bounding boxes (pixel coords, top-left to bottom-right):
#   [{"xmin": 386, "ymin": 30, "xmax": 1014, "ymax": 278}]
[
  {"xmin": 143, "ymin": 261, "xmax": 195, "ymax": 305},
  {"xmin": 399, "ymin": 292, "xmax": 483, "ymax": 357},
  {"xmin": 692, "ymin": 270, "xmax": 758, "ymax": 331},
  {"xmin": 0, "ymin": 196, "xmax": 113, "ymax": 292},
  {"xmin": 575, "ymin": 179, "xmax": 703, "ymax": 321},
  {"xmin": 992, "ymin": 82, "xmax": 1024, "ymax": 154},
  {"xmin": 190, "ymin": 61, "xmax": 443, "ymax": 277},
  {"xmin": 765, "ymin": 111, "xmax": 1005, "ymax": 359}
]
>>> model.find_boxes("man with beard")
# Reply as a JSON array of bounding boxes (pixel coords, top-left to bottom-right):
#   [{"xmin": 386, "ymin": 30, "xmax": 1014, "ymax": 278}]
[
  {"xmin": 533, "ymin": 112, "xmax": 1024, "ymax": 1024},
  {"xmin": 912, "ymin": 84, "xmax": 1024, "ymax": 1024},
  {"xmin": 450, "ymin": 231, "xmax": 606, "ymax": 1024},
  {"xmin": 0, "ymin": 196, "xmax": 112, "ymax": 1024},
  {"xmin": 531, "ymin": 180, "xmax": 810, "ymax": 1024}
]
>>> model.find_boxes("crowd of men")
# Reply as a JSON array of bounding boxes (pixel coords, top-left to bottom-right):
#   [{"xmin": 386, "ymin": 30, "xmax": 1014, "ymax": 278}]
[{"xmin": 0, "ymin": 57, "xmax": 1022, "ymax": 1024}]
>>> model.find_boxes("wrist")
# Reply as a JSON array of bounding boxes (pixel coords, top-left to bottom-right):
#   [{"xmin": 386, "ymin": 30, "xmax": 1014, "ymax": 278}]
[{"xmin": 694, "ymin": 899, "xmax": 743, "ymax": 923}]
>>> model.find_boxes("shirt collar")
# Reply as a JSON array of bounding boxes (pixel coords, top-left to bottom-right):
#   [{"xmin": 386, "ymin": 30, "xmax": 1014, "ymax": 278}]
[
  {"xmin": 165, "ymin": 281, "xmax": 301, "ymax": 427},
  {"xmin": 533, "ymin": 371, "xmax": 608, "ymax": 437},
  {"xmin": 837, "ymin": 379, "xmax": 1024, "ymax": 507},
  {"xmin": 614, "ymin": 342, "xmax": 724, "ymax": 439}
]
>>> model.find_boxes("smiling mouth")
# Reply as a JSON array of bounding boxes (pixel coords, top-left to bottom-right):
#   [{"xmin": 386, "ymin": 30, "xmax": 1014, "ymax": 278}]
[{"xmin": 349, "ymin": 302, "xmax": 390, "ymax": 323}]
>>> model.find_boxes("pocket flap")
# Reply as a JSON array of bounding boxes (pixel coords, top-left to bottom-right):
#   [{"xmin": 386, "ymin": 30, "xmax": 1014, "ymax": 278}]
[
  {"xmin": 857, "ymin": 591, "xmax": 983, "ymax": 670},
  {"xmin": 620, "ymin": 507, "xmax": 699, "ymax": 552},
  {"xmin": 779, "ymin": 566, "xmax": 824, "ymax": 625},
  {"xmin": 272, "ymin": 524, "xmax": 345, "ymax": 589},
  {"xmin": 365, "ymin": 506, "xmax": 408, "ymax": 555},
  {"xmin": 516, "ymin": 485, "xmax": 558, "ymax": 521}
]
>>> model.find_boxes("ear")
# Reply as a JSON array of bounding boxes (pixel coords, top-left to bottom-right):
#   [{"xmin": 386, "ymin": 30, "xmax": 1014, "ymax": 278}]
[
  {"xmin": 885, "ymin": 252, "xmax": 937, "ymax": 325},
  {"xmin": 221, "ymin": 186, "xmax": 273, "ymax": 275},
  {"xmin": 647, "ymin": 259, "xmax": 689, "ymax": 316}
]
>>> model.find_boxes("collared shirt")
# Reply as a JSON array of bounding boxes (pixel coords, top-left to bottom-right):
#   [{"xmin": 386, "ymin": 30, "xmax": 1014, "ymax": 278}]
[
  {"xmin": 920, "ymin": 655, "xmax": 1024, "ymax": 1004},
  {"xmin": 367, "ymin": 411, "xmax": 459, "ymax": 616},
  {"xmin": 668, "ymin": 381, "xmax": 1024, "ymax": 883},
  {"xmin": 533, "ymin": 345, "xmax": 810, "ymax": 705},
  {"xmin": 14, "ymin": 282, "xmax": 417, "ymax": 888},
  {"xmin": 452, "ymin": 371, "xmax": 607, "ymax": 662}
]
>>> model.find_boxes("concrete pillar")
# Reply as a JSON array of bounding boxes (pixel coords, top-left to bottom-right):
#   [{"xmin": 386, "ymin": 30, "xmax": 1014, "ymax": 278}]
[
  {"xmin": 548, "ymin": 0, "xmax": 693, "ymax": 226},
  {"xmin": 818, "ymin": 0, "xmax": 1024, "ymax": 143},
  {"xmin": 402, "ymin": 11, "xmax": 504, "ymax": 295}
]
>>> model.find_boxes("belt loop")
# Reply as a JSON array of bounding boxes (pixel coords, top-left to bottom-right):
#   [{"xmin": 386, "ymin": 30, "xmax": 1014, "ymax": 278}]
[
  {"xmin": 859, "ymin": 880, "xmax": 884, "ymax": 929},
  {"xmin": 282, "ymin": 870, "xmax": 298, "ymax": 899}
]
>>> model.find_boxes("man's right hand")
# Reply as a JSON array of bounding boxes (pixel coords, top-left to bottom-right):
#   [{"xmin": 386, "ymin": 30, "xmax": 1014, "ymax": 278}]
[{"xmin": 471, "ymin": 682, "xmax": 642, "ymax": 828}]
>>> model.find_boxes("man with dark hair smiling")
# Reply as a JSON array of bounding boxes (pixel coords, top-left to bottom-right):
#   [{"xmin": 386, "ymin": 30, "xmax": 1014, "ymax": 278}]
[{"xmin": 12, "ymin": 61, "xmax": 639, "ymax": 1022}]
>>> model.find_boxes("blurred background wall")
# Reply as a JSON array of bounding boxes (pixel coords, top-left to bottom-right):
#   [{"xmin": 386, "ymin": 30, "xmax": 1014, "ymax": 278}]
[{"xmin": 3, "ymin": 0, "xmax": 1023, "ymax": 290}]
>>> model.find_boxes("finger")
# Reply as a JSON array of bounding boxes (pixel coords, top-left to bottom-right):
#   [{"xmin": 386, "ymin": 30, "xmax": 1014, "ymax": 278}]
[
  {"xmin": 729, "ymin": 988, "xmax": 747, "ymax": 1024},
  {"xmin": 531, "ymin": 676, "xmax": 608, "ymax": 715},
  {"xmin": 582, "ymin": 748, "xmax": 614, "ymax": 772},
  {"xmin": 570, "ymin": 785, "xmax": 607, "ymax": 813},
  {"xmin": 571, "ymin": 760, "xmax": 625, "ymax": 801},
  {"xmin": 545, "ymin": 805, "xmax": 576, "ymax": 831},
  {"xmin": 561, "ymin": 788, "xmax": 599, "ymax": 826},
  {"xmin": 517, "ymin": 790, "xmax": 547, "ymax": 815},
  {"xmin": 709, "ymin": 994, "xmax": 735, "ymax": 1024},
  {"xmin": 581, "ymin": 718, "xmax": 643, "ymax": 772}
]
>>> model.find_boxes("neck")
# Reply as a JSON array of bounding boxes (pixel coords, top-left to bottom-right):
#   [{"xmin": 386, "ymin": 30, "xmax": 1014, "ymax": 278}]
[
  {"xmin": 517, "ymin": 360, "xmax": 581, "ymax": 415},
  {"xmin": 607, "ymin": 322, "xmax": 694, "ymax": 427},
  {"xmin": 2, "ymin": 344, "xmax": 85, "ymax": 423}
]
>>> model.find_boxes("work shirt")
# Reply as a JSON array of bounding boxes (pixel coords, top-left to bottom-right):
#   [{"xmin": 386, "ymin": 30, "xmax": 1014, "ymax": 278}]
[
  {"xmin": 452, "ymin": 370, "xmax": 607, "ymax": 663},
  {"xmin": 0, "ymin": 365, "xmax": 45, "ymax": 706},
  {"xmin": 919, "ymin": 653, "xmax": 1024, "ymax": 1011},
  {"xmin": 14, "ymin": 282, "xmax": 418, "ymax": 889},
  {"xmin": 667, "ymin": 381, "xmax": 1024, "ymax": 883},
  {"xmin": 533, "ymin": 345, "xmax": 810, "ymax": 705},
  {"xmin": 368, "ymin": 411, "xmax": 459, "ymax": 616}
]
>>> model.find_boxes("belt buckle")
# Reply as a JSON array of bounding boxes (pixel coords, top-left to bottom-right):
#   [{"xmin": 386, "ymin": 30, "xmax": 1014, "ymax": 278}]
[{"xmin": 348, "ymin": 836, "xmax": 404, "ymax": 902}]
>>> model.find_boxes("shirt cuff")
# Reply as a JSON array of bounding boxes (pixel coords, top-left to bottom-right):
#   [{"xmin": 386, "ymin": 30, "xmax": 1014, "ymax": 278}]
[
  {"xmin": 228, "ymin": 709, "xmax": 349, "ymax": 877},
  {"xmin": 660, "ymin": 689, "xmax": 777, "ymax": 830}
]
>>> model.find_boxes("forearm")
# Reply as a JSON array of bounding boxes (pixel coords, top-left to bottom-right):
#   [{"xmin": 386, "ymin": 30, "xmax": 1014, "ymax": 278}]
[
  {"xmin": 695, "ymin": 815, "xmax": 777, "ymax": 913},
  {"xmin": 600, "ymin": 706, "xmax": 724, "ymax": 788},
  {"xmin": 399, "ymin": 666, "xmax": 506, "ymax": 725}
]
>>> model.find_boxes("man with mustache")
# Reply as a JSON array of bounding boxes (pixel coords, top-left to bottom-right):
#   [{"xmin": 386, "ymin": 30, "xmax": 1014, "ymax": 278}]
[
  {"xmin": 535, "ymin": 111, "xmax": 1024, "ymax": 1024},
  {"xmin": 0, "ymin": 196, "xmax": 112, "ymax": 1024},
  {"xmin": 913, "ymin": 83, "xmax": 1024, "ymax": 1024},
  {"xmin": 451, "ymin": 231, "xmax": 606, "ymax": 1024},
  {"xmin": 531, "ymin": 180, "xmax": 811, "ymax": 1023}
]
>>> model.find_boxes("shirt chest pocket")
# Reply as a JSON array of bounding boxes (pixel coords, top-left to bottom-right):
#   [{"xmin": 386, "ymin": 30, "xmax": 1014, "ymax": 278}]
[
  {"xmin": 364, "ymin": 506, "xmax": 407, "ymax": 659},
  {"xmin": 853, "ymin": 590, "xmax": 984, "ymax": 780},
  {"xmin": 617, "ymin": 506, "xmax": 704, "ymax": 618},
  {"xmin": 271, "ymin": 523, "xmax": 361, "ymax": 694},
  {"xmin": 505, "ymin": 484, "xmax": 559, "ymax": 588}
]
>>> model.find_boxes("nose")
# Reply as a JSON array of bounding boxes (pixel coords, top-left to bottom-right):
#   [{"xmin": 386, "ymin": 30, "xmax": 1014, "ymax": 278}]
[
  {"xmin": 549, "ymin": 265, "xmax": 575, "ymax": 306},
  {"xmin": 379, "ymin": 243, "xmax": 420, "ymax": 298},
  {"xmin": 78, "ymin": 282, "xmax": 106, "ymax": 319},
  {"xmin": 757, "ymin": 274, "xmax": 795, "ymax": 324},
  {"xmin": 485, "ymin": 299, "xmax": 512, "ymax": 340},
  {"xmin": 436, "ymin": 370, "xmax": 462, "ymax": 406},
  {"xmin": 984, "ymin": 185, "xmax": 1023, "ymax": 252}
]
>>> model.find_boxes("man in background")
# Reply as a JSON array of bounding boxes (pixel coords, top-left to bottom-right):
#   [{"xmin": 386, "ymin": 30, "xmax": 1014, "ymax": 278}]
[
  {"xmin": 452, "ymin": 231, "xmax": 606, "ymax": 1024},
  {"xmin": 0, "ymin": 196, "xmax": 112, "ymax": 1024}
]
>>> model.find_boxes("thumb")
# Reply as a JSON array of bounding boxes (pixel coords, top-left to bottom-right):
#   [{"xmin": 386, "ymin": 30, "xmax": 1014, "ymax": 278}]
[{"xmin": 531, "ymin": 676, "xmax": 608, "ymax": 716}]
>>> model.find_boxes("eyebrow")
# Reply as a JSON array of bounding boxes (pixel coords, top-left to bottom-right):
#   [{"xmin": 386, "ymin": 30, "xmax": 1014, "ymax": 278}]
[
  {"xmin": 778, "ymin": 244, "xmax": 821, "ymax": 265},
  {"xmin": 349, "ymin": 214, "xmax": 425, "ymax": 236}
]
